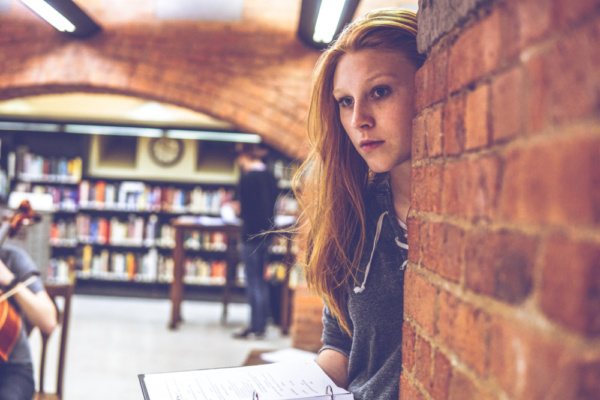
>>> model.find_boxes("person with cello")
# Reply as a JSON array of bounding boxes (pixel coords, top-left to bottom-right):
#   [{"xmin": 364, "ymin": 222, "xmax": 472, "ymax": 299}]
[{"xmin": 0, "ymin": 202, "xmax": 57, "ymax": 400}]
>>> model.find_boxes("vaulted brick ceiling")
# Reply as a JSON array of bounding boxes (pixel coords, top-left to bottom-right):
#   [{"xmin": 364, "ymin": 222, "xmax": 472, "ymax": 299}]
[{"xmin": 0, "ymin": 0, "xmax": 417, "ymax": 158}]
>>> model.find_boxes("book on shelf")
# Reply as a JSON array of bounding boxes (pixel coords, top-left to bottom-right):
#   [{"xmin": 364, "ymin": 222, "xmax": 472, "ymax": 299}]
[{"xmin": 138, "ymin": 360, "xmax": 353, "ymax": 400}]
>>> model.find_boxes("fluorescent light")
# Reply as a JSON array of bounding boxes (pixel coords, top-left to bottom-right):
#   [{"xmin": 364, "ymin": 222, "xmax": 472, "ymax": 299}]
[
  {"xmin": 313, "ymin": 0, "xmax": 346, "ymax": 43},
  {"xmin": 167, "ymin": 129, "xmax": 261, "ymax": 143},
  {"xmin": 21, "ymin": 0, "xmax": 76, "ymax": 32},
  {"xmin": 0, "ymin": 121, "xmax": 60, "ymax": 132},
  {"xmin": 0, "ymin": 120, "xmax": 261, "ymax": 143},
  {"xmin": 64, "ymin": 124, "xmax": 163, "ymax": 137}
]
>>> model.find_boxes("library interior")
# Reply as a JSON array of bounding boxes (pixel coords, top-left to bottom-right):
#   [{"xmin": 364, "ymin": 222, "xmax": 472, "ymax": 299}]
[{"xmin": 1, "ymin": 0, "xmax": 599, "ymax": 400}]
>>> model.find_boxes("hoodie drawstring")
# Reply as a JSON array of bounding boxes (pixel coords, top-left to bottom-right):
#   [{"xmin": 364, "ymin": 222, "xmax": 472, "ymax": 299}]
[
  {"xmin": 353, "ymin": 211, "xmax": 409, "ymax": 294},
  {"xmin": 354, "ymin": 211, "xmax": 387, "ymax": 294}
]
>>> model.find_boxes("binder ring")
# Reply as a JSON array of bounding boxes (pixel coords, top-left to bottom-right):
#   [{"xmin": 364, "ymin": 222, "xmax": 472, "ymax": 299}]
[
  {"xmin": 252, "ymin": 390, "xmax": 259, "ymax": 399},
  {"xmin": 326, "ymin": 385, "xmax": 333, "ymax": 400}
]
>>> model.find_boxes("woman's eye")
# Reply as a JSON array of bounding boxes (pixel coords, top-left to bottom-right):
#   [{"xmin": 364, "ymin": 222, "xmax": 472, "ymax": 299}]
[
  {"xmin": 337, "ymin": 97, "xmax": 353, "ymax": 108},
  {"xmin": 372, "ymin": 86, "xmax": 390, "ymax": 99}
]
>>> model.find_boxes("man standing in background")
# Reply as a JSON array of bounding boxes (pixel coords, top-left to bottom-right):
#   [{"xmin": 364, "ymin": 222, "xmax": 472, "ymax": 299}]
[{"xmin": 231, "ymin": 143, "xmax": 278, "ymax": 339}]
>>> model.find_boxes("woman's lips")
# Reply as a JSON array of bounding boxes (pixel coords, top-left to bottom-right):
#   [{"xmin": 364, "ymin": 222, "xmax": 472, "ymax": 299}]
[{"xmin": 360, "ymin": 140, "xmax": 384, "ymax": 151}]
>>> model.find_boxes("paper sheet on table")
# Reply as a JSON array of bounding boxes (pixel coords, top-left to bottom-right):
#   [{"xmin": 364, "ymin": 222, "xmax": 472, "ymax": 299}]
[{"xmin": 139, "ymin": 360, "xmax": 353, "ymax": 400}]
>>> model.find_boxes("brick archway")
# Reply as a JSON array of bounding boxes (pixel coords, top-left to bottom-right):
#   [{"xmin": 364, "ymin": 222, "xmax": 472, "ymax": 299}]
[{"xmin": 0, "ymin": 12, "xmax": 319, "ymax": 159}]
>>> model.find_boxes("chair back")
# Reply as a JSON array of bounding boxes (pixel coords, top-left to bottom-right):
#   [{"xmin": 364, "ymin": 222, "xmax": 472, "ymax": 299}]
[{"xmin": 34, "ymin": 283, "xmax": 74, "ymax": 400}]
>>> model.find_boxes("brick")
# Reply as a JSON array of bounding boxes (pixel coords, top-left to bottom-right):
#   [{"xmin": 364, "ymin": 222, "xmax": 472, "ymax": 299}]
[
  {"xmin": 508, "ymin": 138, "xmax": 600, "ymax": 226},
  {"xmin": 432, "ymin": 350, "xmax": 452, "ymax": 400},
  {"xmin": 425, "ymin": 107, "xmax": 444, "ymax": 157},
  {"xmin": 415, "ymin": 49, "xmax": 448, "ymax": 111},
  {"xmin": 400, "ymin": 374, "xmax": 427, "ymax": 400},
  {"xmin": 430, "ymin": 48, "xmax": 449, "ymax": 107},
  {"xmin": 422, "ymin": 222, "xmax": 466, "ymax": 282},
  {"xmin": 404, "ymin": 269, "xmax": 438, "ymax": 336},
  {"xmin": 466, "ymin": 156, "xmax": 501, "ymax": 220},
  {"xmin": 464, "ymin": 83, "xmax": 490, "ymax": 150},
  {"xmin": 547, "ymin": 19, "xmax": 600, "ymax": 123},
  {"xmin": 514, "ymin": 0, "xmax": 554, "ymax": 47},
  {"xmin": 552, "ymin": 0, "xmax": 600, "ymax": 29},
  {"xmin": 410, "ymin": 167, "xmax": 425, "ymax": 212},
  {"xmin": 442, "ymin": 94, "xmax": 465, "ymax": 155},
  {"xmin": 421, "ymin": 222, "xmax": 441, "ymax": 275},
  {"xmin": 491, "ymin": 66, "xmax": 524, "ymax": 143},
  {"xmin": 577, "ymin": 360, "xmax": 600, "ymax": 400},
  {"xmin": 412, "ymin": 112, "xmax": 428, "ymax": 161},
  {"xmin": 498, "ymin": 1, "xmax": 522, "ymax": 63},
  {"xmin": 449, "ymin": 369, "xmax": 497, "ymax": 400},
  {"xmin": 443, "ymin": 156, "xmax": 500, "ymax": 220},
  {"xmin": 410, "ymin": 165, "xmax": 443, "ymax": 213},
  {"xmin": 465, "ymin": 229, "xmax": 537, "ymax": 304},
  {"xmin": 437, "ymin": 291, "xmax": 490, "ymax": 376},
  {"xmin": 447, "ymin": 12, "xmax": 501, "ymax": 93},
  {"xmin": 494, "ymin": 230, "xmax": 537, "ymax": 303},
  {"xmin": 407, "ymin": 216, "xmax": 421, "ymax": 264},
  {"xmin": 465, "ymin": 230, "xmax": 497, "ymax": 296},
  {"xmin": 415, "ymin": 335, "xmax": 432, "ymax": 391},
  {"xmin": 440, "ymin": 224, "xmax": 465, "ymax": 283},
  {"xmin": 489, "ymin": 316, "xmax": 585, "ymax": 399},
  {"xmin": 442, "ymin": 162, "xmax": 468, "ymax": 217},
  {"xmin": 402, "ymin": 322, "xmax": 417, "ymax": 375},
  {"xmin": 540, "ymin": 236, "xmax": 600, "ymax": 336},
  {"xmin": 414, "ymin": 59, "xmax": 432, "ymax": 112},
  {"xmin": 523, "ymin": 53, "xmax": 549, "ymax": 134},
  {"xmin": 413, "ymin": 106, "xmax": 443, "ymax": 160}
]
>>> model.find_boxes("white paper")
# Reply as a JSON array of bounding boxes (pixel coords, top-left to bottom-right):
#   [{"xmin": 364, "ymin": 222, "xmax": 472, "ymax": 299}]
[
  {"xmin": 260, "ymin": 348, "xmax": 318, "ymax": 364},
  {"xmin": 141, "ymin": 361, "xmax": 353, "ymax": 400}
]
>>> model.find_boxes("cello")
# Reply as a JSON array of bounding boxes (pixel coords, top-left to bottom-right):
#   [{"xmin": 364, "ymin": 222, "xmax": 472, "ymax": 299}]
[{"xmin": 0, "ymin": 200, "xmax": 41, "ymax": 362}]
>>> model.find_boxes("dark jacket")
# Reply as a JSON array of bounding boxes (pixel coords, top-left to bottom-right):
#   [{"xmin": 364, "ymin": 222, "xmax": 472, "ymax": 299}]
[{"xmin": 237, "ymin": 168, "xmax": 278, "ymax": 241}]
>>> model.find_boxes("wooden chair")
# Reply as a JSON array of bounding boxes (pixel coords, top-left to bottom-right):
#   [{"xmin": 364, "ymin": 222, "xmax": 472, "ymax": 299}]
[{"xmin": 31, "ymin": 283, "xmax": 74, "ymax": 400}]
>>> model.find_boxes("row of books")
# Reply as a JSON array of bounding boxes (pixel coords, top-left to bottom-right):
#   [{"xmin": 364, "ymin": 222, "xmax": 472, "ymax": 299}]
[
  {"xmin": 11, "ymin": 181, "xmax": 235, "ymax": 214},
  {"xmin": 47, "ymin": 249, "xmax": 246, "ymax": 286},
  {"xmin": 77, "ymin": 246, "xmax": 173, "ymax": 282},
  {"xmin": 78, "ymin": 180, "xmax": 234, "ymax": 214},
  {"xmin": 51, "ymin": 215, "xmax": 228, "ymax": 251},
  {"xmin": 11, "ymin": 149, "xmax": 83, "ymax": 184}
]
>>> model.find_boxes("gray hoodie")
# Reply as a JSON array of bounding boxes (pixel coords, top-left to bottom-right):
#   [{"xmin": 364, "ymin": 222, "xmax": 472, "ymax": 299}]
[{"xmin": 320, "ymin": 174, "xmax": 408, "ymax": 400}]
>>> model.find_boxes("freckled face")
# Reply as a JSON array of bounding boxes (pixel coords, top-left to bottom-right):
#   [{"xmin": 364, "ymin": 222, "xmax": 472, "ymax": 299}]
[{"xmin": 333, "ymin": 49, "xmax": 417, "ymax": 174}]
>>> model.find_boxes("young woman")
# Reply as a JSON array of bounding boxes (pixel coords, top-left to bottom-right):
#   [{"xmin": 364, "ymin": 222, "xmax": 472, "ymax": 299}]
[{"xmin": 294, "ymin": 8, "xmax": 424, "ymax": 399}]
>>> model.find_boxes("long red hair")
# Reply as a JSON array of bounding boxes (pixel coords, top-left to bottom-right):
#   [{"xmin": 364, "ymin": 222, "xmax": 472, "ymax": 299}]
[{"xmin": 294, "ymin": 8, "xmax": 424, "ymax": 336}]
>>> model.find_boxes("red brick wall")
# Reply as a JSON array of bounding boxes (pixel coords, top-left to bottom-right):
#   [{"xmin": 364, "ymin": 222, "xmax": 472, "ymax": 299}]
[{"xmin": 404, "ymin": 0, "xmax": 600, "ymax": 399}]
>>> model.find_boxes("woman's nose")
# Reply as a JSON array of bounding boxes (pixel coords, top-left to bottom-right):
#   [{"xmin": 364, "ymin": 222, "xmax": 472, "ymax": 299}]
[{"xmin": 351, "ymin": 101, "xmax": 374, "ymax": 129}]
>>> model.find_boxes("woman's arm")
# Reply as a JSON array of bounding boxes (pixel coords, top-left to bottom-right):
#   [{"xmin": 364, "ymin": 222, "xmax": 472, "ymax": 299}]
[
  {"xmin": 316, "ymin": 349, "xmax": 349, "ymax": 389},
  {"xmin": 12, "ymin": 285, "xmax": 57, "ymax": 335},
  {"xmin": 0, "ymin": 260, "xmax": 57, "ymax": 335}
]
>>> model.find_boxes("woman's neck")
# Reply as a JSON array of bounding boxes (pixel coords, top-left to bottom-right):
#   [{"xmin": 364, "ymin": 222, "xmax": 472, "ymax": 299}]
[{"xmin": 389, "ymin": 161, "xmax": 411, "ymax": 225}]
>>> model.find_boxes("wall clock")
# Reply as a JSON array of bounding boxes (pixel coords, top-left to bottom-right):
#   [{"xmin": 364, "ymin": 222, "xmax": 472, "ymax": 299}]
[{"xmin": 149, "ymin": 137, "xmax": 184, "ymax": 167}]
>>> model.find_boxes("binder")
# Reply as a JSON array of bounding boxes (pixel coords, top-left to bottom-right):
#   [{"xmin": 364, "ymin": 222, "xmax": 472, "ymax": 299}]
[{"xmin": 138, "ymin": 360, "xmax": 354, "ymax": 400}]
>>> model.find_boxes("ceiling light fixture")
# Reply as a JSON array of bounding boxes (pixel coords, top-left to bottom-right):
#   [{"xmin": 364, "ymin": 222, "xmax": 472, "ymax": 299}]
[
  {"xmin": 312, "ymin": 0, "xmax": 346, "ymax": 43},
  {"xmin": 19, "ymin": 0, "xmax": 101, "ymax": 38},
  {"xmin": 21, "ymin": 0, "xmax": 74, "ymax": 32},
  {"xmin": 297, "ymin": 0, "xmax": 360, "ymax": 49},
  {"xmin": 64, "ymin": 124, "xmax": 164, "ymax": 137},
  {"xmin": 0, "ymin": 119, "xmax": 262, "ymax": 143},
  {"xmin": 167, "ymin": 129, "xmax": 261, "ymax": 143}
]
